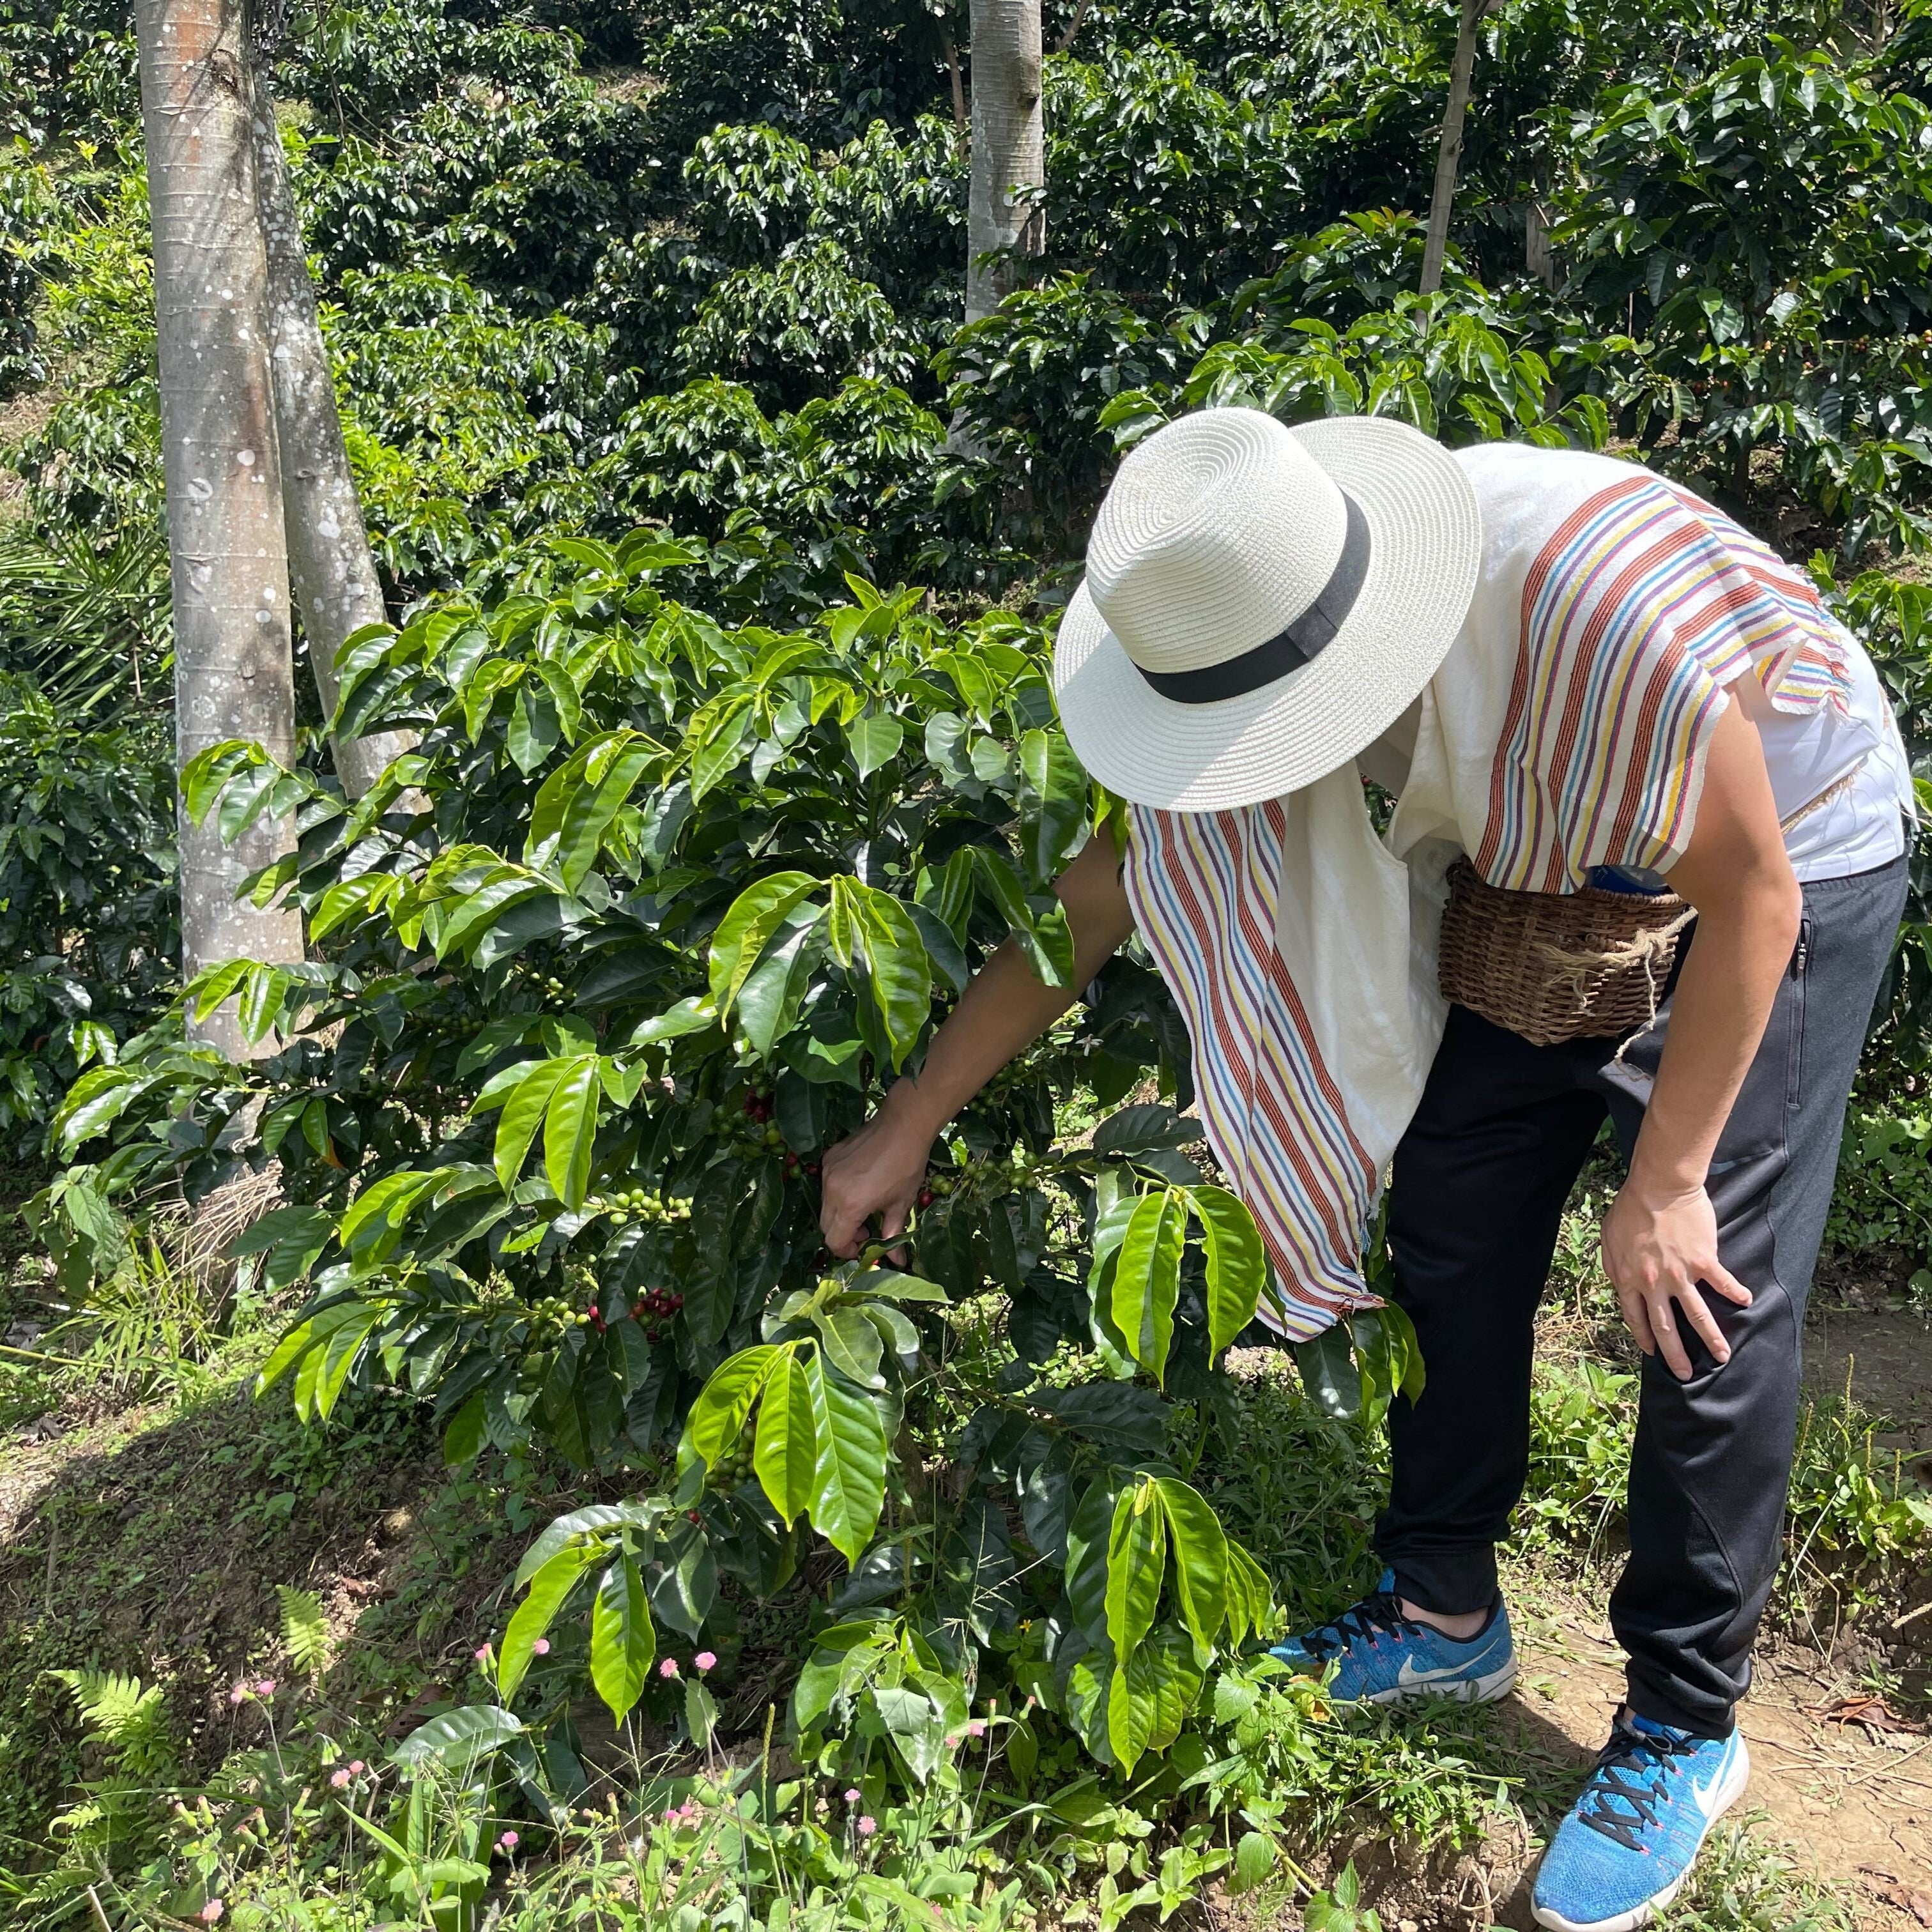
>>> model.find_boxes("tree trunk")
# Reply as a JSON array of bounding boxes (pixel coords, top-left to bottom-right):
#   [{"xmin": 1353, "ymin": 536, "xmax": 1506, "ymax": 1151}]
[
  {"xmin": 249, "ymin": 66, "xmax": 413, "ymax": 799},
  {"xmin": 964, "ymin": 0, "xmax": 1045, "ymax": 326},
  {"xmin": 1420, "ymin": 0, "xmax": 1483, "ymax": 298},
  {"xmin": 1524, "ymin": 199, "xmax": 1554, "ymax": 288},
  {"xmin": 134, "ymin": 0, "xmax": 304, "ymax": 1057}
]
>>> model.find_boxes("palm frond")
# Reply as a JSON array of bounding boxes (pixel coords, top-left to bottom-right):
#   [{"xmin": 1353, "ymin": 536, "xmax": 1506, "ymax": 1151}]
[{"xmin": 0, "ymin": 519, "xmax": 172, "ymax": 719}]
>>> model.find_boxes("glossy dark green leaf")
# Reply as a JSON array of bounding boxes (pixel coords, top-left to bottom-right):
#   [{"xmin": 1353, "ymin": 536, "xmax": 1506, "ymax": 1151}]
[
  {"xmin": 1190, "ymin": 1184, "xmax": 1266, "ymax": 1360},
  {"xmin": 802, "ymin": 1350, "xmax": 889, "ymax": 1566},
  {"xmin": 1154, "ymin": 1476, "xmax": 1229, "ymax": 1664},
  {"xmin": 752, "ymin": 1347, "xmax": 817, "ymax": 1526},
  {"xmin": 1018, "ymin": 727, "xmax": 1087, "ymax": 891},
  {"xmin": 1111, "ymin": 1188, "xmax": 1184, "ymax": 1385}
]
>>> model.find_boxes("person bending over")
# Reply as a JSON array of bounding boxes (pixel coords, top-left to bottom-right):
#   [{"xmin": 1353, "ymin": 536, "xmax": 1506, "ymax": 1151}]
[{"xmin": 816, "ymin": 409, "xmax": 1913, "ymax": 1932}]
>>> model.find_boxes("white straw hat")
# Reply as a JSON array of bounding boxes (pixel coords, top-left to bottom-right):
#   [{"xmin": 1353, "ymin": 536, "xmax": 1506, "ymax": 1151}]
[{"xmin": 1054, "ymin": 407, "xmax": 1482, "ymax": 812}]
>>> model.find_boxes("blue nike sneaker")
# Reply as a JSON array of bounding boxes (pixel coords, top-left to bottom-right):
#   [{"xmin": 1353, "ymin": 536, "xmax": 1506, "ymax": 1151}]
[
  {"xmin": 1268, "ymin": 1571, "xmax": 1517, "ymax": 1705},
  {"xmin": 1533, "ymin": 1712, "xmax": 1750, "ymax": 1932}
]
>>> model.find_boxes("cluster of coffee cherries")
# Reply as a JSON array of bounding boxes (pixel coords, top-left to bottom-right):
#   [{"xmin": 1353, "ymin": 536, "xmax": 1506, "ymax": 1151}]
[
  {"xmin": 707, "ymin": 1420, "xmax": 759, "ymax": 1487},
  {"xmin": 602, "ymin": 1186, "xmax": 680, "ymax": 1227},
  {"xmin": 915, "ymin": 1170, "xmax": 959, "ymax": 1211},
  {"xmin": 579, "ymin": 1287, "xmax": 685, "ymax": 1338},
  {"xmin": 632, "ymin": 1287, "xmax": 684, "ymax": 1344}
]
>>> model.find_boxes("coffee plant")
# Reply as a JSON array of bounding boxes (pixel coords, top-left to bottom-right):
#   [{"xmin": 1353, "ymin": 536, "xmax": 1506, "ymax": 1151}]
[{"xmin": 49, "ymin": 533, "xmax": 1427, "ymax": 1782}]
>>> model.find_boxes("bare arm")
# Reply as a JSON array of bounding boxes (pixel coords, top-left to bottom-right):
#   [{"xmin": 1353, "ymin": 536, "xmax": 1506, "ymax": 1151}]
[
  {"xmin": 820, "ymin": 828, "xmax": 1136, "ymax": 1258},
  {"xmin": 1600, "ymin": 695, "xmax": 1803, "ymax": 1379}
]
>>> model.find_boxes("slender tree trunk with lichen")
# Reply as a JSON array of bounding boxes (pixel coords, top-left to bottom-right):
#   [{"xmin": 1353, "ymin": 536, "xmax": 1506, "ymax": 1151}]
[
  {"xmin": 249, "ymin": 65, "xmax": 413, "ymax": 798},
  {"xmin": 1420, "ymin": 0, "xmax": 1483, "ymax": 297},
  {"xmin": 964, "ymin": 0, "xmax": 1045, "ymax": 325},
  {"xmin": 134, "ymin": 0, "xmax": 304, "ymax": 1057}
]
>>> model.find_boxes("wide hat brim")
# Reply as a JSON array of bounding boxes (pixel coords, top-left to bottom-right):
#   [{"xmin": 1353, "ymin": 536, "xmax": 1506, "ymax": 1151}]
[{"xmin": 1054, "ymin": 415, "xmax": 1482, "ymax": 813}]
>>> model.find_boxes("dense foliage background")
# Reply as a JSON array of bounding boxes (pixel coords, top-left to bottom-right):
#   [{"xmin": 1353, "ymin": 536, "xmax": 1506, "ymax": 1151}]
[{"xmin": 3, "ymin": 0, "xmax": 1931, "ymax": 1925}]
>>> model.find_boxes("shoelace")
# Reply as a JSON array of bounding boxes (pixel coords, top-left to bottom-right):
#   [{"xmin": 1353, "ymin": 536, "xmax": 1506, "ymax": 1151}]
[
  {"xmin": 1576, "ymin": 1721, "xmax": 1703, "ymax": 1851},
  {"xmin": 1293, "ymin": 1590, "xmax": 1431, "ymax": 1663}
]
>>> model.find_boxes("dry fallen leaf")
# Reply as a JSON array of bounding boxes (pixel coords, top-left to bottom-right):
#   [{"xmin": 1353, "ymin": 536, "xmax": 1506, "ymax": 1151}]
[
  {"xmin": 1876, "ymin": 1880, "xmax": 1932, "ymax": 1928},
  {"xmin": 1810, "ymin": 1694, "xmax": 1929, "ymax": 1735}
]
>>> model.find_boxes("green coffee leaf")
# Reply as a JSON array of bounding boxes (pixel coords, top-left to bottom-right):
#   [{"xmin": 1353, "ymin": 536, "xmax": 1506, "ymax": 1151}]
[
  {"xmin": 708, "ymin": 871, "xmax": 820, "ymax": 1015},
  {"xmin": 1104, "ymin": 1476, "xmax": 1166, "ymax": 1666},
  {"xmin": 1189, "ymin": 1184, "xmax": 1266, "ymax": 1360},
  {"xmin": 489, "ymin": 1058, "xmax": 572, "ymax": 1194},
  {"xmin": 682, "ymin": 1345, "xmax": 779, "ymax": 1473},
  {"xmin": 803, "ymin": 1350, "xmax": 889, "ymax": 1566},
  {"xmin": 589, "ymin": 1554, "xmax": 655, "ymax": 1722},
  {"xmin": 1018, "ymin": 727, "xmax": 1087, "ymax": 891},
  {"xmin": 542, "ymin": 1054, "xmax": 602, "ymax": 1209},
  {"xmin": 1110, "ymin": 1188, "xmax": 1184, "ymax": 1385},
  {"xmin": 847, "ymin": 712, "xmax": 905, "ymax": 778},
  {"xmin": 500, "ymin": 1543, "xmax": 597, "ymax": 1701},
  {"xmin": 1154, "ymin": 1476, "xmax": 1229, "ymax": 1664},
  {"xmin": 753, "ymin": 1348, "xmax": 818, "ymax": 1526}
]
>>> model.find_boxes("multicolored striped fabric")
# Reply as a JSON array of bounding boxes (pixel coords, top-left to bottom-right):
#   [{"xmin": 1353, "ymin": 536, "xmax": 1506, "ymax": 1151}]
[
  {"xmin": 1474, "ymin": 476, "xmax": 1848, "ymax": 893},
  {"xmin": 1123, "ymin": 464, "xmax": 1851, "ymax": 1335},
  {"xmin": 1122, "ymin": 797, "xmax": 1379, "ymax": 1333}
]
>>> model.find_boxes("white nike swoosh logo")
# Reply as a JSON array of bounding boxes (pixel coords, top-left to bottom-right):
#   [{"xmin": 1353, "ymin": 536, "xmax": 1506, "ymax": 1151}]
[
  {"xmin": 1690, "ymin": 1767, "xmax": 1724, "ymax": 1810},
  {"xmin": 1397, "ymin": 1655, "xmax": 1478, "ymax": 1687}
]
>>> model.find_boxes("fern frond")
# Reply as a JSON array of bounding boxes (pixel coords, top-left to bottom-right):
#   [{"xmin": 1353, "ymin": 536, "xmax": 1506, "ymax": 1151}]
[
  {"xmin": 277, "ymin": 1584, "xmax": 332, "ymax": 1673},
  {"xmin": 50, "ymin": 1669, "xmax": 156, "ymax": 1744}
]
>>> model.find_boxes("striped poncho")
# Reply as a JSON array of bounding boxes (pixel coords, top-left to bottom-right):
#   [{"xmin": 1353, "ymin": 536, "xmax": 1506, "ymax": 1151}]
[{"xmin": 1120, "ymin": 445, "xmax": 1861, "ymax": 1339}]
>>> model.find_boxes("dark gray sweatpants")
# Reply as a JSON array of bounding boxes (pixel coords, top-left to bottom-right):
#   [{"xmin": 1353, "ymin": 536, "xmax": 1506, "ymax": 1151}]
[{"xmin": 1376, "ymin": 852, "xmax": 1908, "ymax": 1736}]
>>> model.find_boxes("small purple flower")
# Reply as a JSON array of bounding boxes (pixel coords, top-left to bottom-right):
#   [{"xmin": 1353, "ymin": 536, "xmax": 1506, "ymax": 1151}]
[
  {"xmin": 659, "ymin": 1657, "xmax": 679, "ymax": 1679},
  {"xmin": 531, "ymin": 1638, "xmax": 550, "ymax": 1655},
  {"xmin": 857, "ymin": 1816, "xmax": 877, "ymax": 1837},
  {"xmin": 694, "ymin": 1650, "xmax": 717, "ymax": 1673}
]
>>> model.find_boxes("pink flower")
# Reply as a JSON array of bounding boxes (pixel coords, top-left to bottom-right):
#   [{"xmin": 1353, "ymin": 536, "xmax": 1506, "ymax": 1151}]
[
  {"xmin": 531, "ymin": 1638, "xmax": 550, "ymax": 1655},
  {"xmin": 857, "ymin": 1816, "xmax": 877, "ymax": 1837},
  {"xmin": 198, "ymin": 1905, "xmax": 225, "ymax": 1926},
  {"xmin": 498, "ymin": 1831, "xmax": 519, "ymax": 1851},
  {"xmin": 663, "ymin": 1805, "xmax": 681, "ymax": 1824},
  {"xmin": 330, "ymin": 1768, "xmax": 351, "ymax": 1789},
  {"xmin": 944, "ymin": 1734, "xmax": 959, "ymax": 1748},
  {"xmin": 348, "ymin": 1761, "xmax": 365, "ymax": 1775},
  {"xmin": 228, "ymin": 1684, "xmax": 247, "ymax": 1705},
  {"xmin": 843, "ymin": 1787, "xmax": 861, "ymax": 1804},
  {"xmin": 659, "ymin": 1658, "xmax": 679, "ymax": 1679},
  {"xmin": 966, "ymin": 1719, "xmax": 986, "ymax": 1739},
  {"xmin": 255, "ymin": 1680, "xmax": 275, "ymax": 1697},
  {"xmin": 473, "ymin": 1645, "xmax": 491, "ymax": 1662},
  {"xmin": 694, "ymin": 1650, "xmax": 717, "ymax": 1673}
]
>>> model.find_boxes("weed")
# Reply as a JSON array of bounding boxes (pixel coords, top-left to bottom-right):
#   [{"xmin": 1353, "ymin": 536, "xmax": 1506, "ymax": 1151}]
[
  {"xmin": 1305, "ymin": 1861, "xmax": 1383, "ymax": 1932},
  {"xmin": 50, "ymin": 1234, "xmax": 222, "ymax": 1407},
  {"xmin": 1784, "ymin": 1382, "xmax": 1932, "ymax": 1628},
  {"xmin": 1655, "ymin": 1820, "xmax": 1856, "ymax": 1930},
  {"xmin": 1520, "ymin": 1360, "xmax": 1637, "ymax": 1563},
  {"xmin": 1198, "ymin": 1356, "xmax": 1385, "ymax": 1630},
  {"xmin": 1827, "ymin": 1104, "xmax": 1932, "ymax": 1301}
]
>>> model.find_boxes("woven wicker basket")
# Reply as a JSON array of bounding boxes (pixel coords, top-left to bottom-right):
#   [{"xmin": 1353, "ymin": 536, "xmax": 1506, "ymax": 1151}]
[{"xmin": 1436, "ymin": 860, "xmax": 1693, "ymax": 1046}]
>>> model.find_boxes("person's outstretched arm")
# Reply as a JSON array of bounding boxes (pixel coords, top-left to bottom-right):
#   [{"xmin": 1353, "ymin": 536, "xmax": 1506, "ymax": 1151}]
[
  {"xmin": 1600, "ymin": 694, "xmax": 1803, "ymax": 1379},
  {"xmin": 819, "ymin": 828, "xmax": 1136, "ymax": 1259}
]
